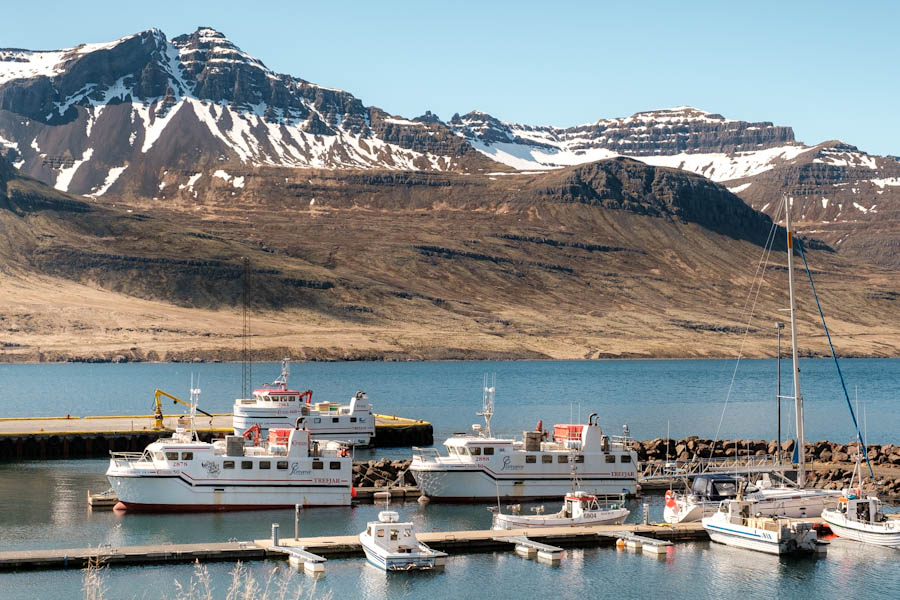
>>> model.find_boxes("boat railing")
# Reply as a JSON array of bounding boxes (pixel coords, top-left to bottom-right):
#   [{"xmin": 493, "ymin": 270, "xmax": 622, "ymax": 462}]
[
  {"xmin": 412, "ymin": 447, "xmax": 442, "ymax": 462},
  {"xmin": 639, "ymin": 453, "xmax": 784, "ymax": 482},
  {"xmin": 108, "ymin": 451, "xmax": 148, "ymax": 467}
]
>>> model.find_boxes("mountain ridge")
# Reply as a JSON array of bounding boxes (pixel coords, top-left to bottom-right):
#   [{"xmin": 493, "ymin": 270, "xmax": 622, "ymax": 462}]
[{"xmin": 1, "ymin": 25, "xmax": 899, "ymax": 270}]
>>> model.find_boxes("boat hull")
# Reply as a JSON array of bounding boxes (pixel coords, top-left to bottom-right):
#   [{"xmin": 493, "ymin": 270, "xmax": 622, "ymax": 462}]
[
  {"xmin": 665, "ymin": 489, "xmax": 840, "ymax": 524},
  {"xmin": 108, "ymin": 474, "xmax": 350, "ymax": 511},
  {"xmin": 821, "ymin": 510, "xmax": 900, "ymax": 548},
  {"xmin": 702, "ymin": 520, "xmax": 818, "ymax": 555},
  {"xmin": 492, "ymin": 508, "xmax": 629, "ymax": 530},
  {"xmin": 412, "ymin": 468, "xmax": 635, "ymax": 501}
]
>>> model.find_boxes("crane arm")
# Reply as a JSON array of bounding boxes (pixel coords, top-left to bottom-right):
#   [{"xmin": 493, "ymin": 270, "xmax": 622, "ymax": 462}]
[{"xmin": 153, "ymin": 389, "xmax": 213, "ymax": 418}]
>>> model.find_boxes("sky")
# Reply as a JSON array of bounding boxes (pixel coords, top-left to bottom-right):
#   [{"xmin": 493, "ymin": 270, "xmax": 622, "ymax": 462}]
[{"xmin": 2, "ymin": 0, "xmax": 897, "ymax": 155}]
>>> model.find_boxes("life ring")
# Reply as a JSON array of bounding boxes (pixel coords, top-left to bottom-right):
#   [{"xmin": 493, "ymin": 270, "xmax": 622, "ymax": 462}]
[{"xmin": 665, "ymin": 490, "xmax": 677, "ymax": 509}]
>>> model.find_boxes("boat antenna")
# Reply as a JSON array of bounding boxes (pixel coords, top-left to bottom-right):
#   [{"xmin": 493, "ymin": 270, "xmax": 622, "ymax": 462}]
[
  {"xmin": 477, "ymin": 373, "xmax": 495, "ymax": 438},
  {"xmin": 794, "ymin": 226, "xmax": 875, "ymax": 479},
  {"xmin": 241, "ymin": 257, "xmax": 252, "ymax": 400}
]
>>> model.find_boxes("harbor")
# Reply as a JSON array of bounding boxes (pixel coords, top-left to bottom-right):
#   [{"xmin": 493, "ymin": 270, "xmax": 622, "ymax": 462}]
[{"xmin": 1, "ymin": 359, "xmax": 899, "ymax": 599}]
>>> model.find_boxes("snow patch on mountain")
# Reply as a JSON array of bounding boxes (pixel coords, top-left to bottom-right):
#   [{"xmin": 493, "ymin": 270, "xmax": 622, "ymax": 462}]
[
  {"xmin": 92, "ymin": 165, "xmax": 127, "ymax": 196},
  {"xmin": 54, "ymin": 148, "xmax": 93, "ymax": 191}
]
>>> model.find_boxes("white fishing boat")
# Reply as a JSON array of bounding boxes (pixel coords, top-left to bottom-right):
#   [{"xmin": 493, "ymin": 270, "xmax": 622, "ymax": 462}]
[
  {"xmin": 410, "ymin": 377, "xmax": 638, "ymax": 501},
  {"xmin": 702, "ymin": 496, "xmax": 823, "ymax": 555},
  {"xmin": 232, "ymin": 360, "xmax": 374, "ymax": 446},
  {"xmin": 821, "ymin": 452, "xmax": 900, "ymax": 548},
  {"xmin": 359, "ymin": 510, "xmax": 448, "ymax": 571},
  {"xmin": 822, "ymin": 493, "xmax": 900, "ymax": 549},
  {"xmin": 108, "ymin": 387, "xmax": 352, "ymax": 511},
  {"xmin": 666, "ymin": 200, "xmax": 843, "ymax": 524},
  {"xmin": 491, "ymin": 490, "xmax": 629, "ymax": 530}
]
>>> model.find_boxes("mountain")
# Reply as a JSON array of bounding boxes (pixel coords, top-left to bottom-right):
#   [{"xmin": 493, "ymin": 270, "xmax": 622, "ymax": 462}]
[
  {"xmin": 448, "ymin": 108, "xmax": 900, "ymax": 266},
  {"xmin": 7, "ymin": 150, "xmax": 899, "ymax": 362},
  {"xmin": 0, "ymin": 27, "xmax": 489, "ymax": 199},
  {"xmin": 2, "ymin": 27, "xmax": 897, "ymax": 268}
]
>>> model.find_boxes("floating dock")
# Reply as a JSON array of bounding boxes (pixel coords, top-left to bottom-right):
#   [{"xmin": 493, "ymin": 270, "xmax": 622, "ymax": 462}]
[
  {"xmin": 0, "ymin": 413, "xmax": 432, "ymax": 459},
  {"xmin": 0, "ymin": 522, "xmax": 716, "ymax": 572}
]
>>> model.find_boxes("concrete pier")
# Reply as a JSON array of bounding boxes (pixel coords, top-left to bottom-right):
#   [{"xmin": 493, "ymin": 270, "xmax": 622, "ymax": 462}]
[{"xmin": 0, "ymin": 412, "xmax": 432, "ymax": 459}]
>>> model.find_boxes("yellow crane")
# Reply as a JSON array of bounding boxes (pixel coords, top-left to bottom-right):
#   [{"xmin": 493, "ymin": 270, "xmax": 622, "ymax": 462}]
[{"xmin": 153, "ymin": 389, "xmax": 213, "ymax": 429}]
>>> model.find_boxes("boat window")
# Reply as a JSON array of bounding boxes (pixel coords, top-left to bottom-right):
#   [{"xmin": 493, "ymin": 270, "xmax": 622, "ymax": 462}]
[
  {"xmin": 351, "ymin": 417, "xmax": 357, "ymax": 423},
  {"xmin": 542, "ymin": 455, "xmax": 552, "ymax": 464},
  {"xmin": 404, "ymin": 529, "xmax": 411, "ymax": 537},
  {"xmin": 312, "ymin": 461, "xmax": 324, "ymax": 470},
  {"xmin": 153, "ymin": 452, "xmax": 165, "ymax": 461},
  {"xmin": 277, "ymin": 461, "xmax": 288, "ymax": 470},
  {"xmin": 390, "ymin": 529, "xmax": 399, "ymax": 541},
  {"xmin": 484, "ymin": 447, "xmax": 494, "ymax": 455},
  {"xmin": 377, "ymin": 529, "xmax": 384, "ymax": 538},
  {"xmin": 713, "ymin": 481, "xmax": 738, "ymax": 497},
  {"xmin": 526, "ymin": 455, "xmax": 536, "ymax": 463},
  {"xmin": 359, "ymin": 417, "xmax": 366, "ymax": 422},
  {"xmin": 329, "ymin": 461, "xmax": 341, "ymax": 470},
  {"xmin": 314, "ymin": 418, "xmax": 321, "ymax": 423},
  {"xmin": 181, "ymin": 452, "xmax": 193, "ymax": 460},
  {"xmin": 223, "ymin": 461, "xmax": 235, "ymax": 469},
  {"xmin": 605, "ymin": 455, "xmax": 616, "ymax": 463},
  {"xmin": 332, "ymin": 417, "xmax": 340, "ymax": 423},
  {"xmin": 259, "ymin": 461, "xmax": 271, "ymax": 470},
  {"xmin": 470, "ymin": 447, "xmax": 481, "ymax": 455},
  {"xmin": 241, "ymin": 461, "xmax": 252, "ymax": 469},
  {"xmin": 446, "ymin": 446, "xmax": 457, "ymax": 455},
  {"xmin": 458, "ymin": 447, "xmax": 469, "ymax": 456},
  {"xmin": 289, "ymin": 396, "xmax": 295, "ymax": 402},
  {"xmin": 575, "ymin": 456, "xmax": 584, "ymax": 463},
  {"xmin": 165, "ymin": 452, "xmax": 178, "ymax": 461},
  {"xmin": 620, "ymin": 455, "xmax": 631, "ymax": 463},
  {"xmin": 557, "ymin": 455, "xmax": 568, "ymax": 463}
]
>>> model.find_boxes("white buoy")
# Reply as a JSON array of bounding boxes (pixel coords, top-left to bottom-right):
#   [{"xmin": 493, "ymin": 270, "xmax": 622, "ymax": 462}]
[{"xmin": 417, "ymin": 495, "xmax": 430, "ymax": 505}]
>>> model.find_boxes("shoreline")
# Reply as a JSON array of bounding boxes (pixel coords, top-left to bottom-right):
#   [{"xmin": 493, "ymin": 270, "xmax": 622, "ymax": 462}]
[{"xmin": 2, "ymin": 349, "xmax": 899, "ymax": 364}]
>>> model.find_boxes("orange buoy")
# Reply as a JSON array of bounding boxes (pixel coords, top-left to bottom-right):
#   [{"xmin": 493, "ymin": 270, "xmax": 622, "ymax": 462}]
[{"xmin": 665, "ymin": 490, "xmax": 677, "ymax": 509}]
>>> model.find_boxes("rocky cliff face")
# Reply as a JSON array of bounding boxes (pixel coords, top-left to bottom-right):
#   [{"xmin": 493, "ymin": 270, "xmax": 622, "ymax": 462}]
[
  {"xmin": 0, "ymin": 27, "xmax": 486, "ymax": 198},
  {"xmin": 449, "ymin": 106, "xmax": 796, "ymax": 159}
]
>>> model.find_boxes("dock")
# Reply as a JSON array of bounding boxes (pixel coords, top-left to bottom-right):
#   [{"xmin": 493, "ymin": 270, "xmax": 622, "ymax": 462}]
[
  {"xmin": 0, "ymin": 413, "xmax": 432, "ymax": 459},
  {"xmin": 0, "ymin": 522, "xmax": 712, "ymax": 572}
]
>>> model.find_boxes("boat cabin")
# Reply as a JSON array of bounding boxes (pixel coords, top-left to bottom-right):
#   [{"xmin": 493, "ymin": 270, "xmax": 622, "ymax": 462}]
[
  {"xmin": 563, "ymin": 492, "xmax": 601, "ymax": 518},
  {"xmin": 838, "ymin": 494, "xmax": 886, "ymax": 524},
  {"xmin": 365, "ymin": 511, "xmax": 419, "ymax": 553},
  {"xmin": 691, "ymin": 475, "xmax": 757, "ymax": 501}
]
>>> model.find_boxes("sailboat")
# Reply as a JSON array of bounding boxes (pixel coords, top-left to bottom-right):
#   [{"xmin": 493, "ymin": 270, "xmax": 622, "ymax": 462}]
[{"xmin": 666, "ymin": 198, "xmax": 841, "ymax": 524}]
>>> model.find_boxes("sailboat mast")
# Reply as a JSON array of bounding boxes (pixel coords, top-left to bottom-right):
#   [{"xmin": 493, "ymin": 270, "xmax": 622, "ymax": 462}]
[{"xmin": 784, "ymin": 198, "xmax": 806, "ymax": 487}]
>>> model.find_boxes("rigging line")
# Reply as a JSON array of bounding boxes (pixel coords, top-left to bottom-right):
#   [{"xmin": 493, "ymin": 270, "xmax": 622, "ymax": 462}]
[
  {"xmin": 708, "ymin": 211, "xmax": 781, "ymax": 458},
  {"xmin": 796, "ymin": 239, "xmax": 874, "ymax": 478}
]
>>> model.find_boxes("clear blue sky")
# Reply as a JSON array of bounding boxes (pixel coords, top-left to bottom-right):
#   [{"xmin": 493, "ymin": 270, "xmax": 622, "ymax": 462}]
[{"xmin": 3, "ymin": 0, "xmax": 897, "ymax": 155}]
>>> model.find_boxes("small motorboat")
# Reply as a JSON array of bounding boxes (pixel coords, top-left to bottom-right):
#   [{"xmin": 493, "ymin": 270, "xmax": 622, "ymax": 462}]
[
  {"xmin": 821, "ymin": 451, "xmax": 900, "ymax": 549},
  {"xmin": 491, "ymin": 491, "xmax": 629, "ymax": 530},
  {"xmin": 360, "ymin": 510, "xmax": 447, "ymax": 571},
  {"xmin": 822, "ymin": 491, "xmax": 900, "ymax": 549},
  {"xmin": 702, "ymin": 496, "xmax": 824, "ymax": 555}
]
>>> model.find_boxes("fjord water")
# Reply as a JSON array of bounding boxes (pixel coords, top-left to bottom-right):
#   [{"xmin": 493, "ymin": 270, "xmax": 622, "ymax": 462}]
[{"xmin": 1, "ymin": 359, "xmax": 899, "ymax": 598}]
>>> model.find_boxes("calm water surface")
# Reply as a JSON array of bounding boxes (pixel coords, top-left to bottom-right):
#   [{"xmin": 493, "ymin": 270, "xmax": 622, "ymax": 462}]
[{"xmin": 1, "ymin": 360, "xmax": 898, "ymax": 597}]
